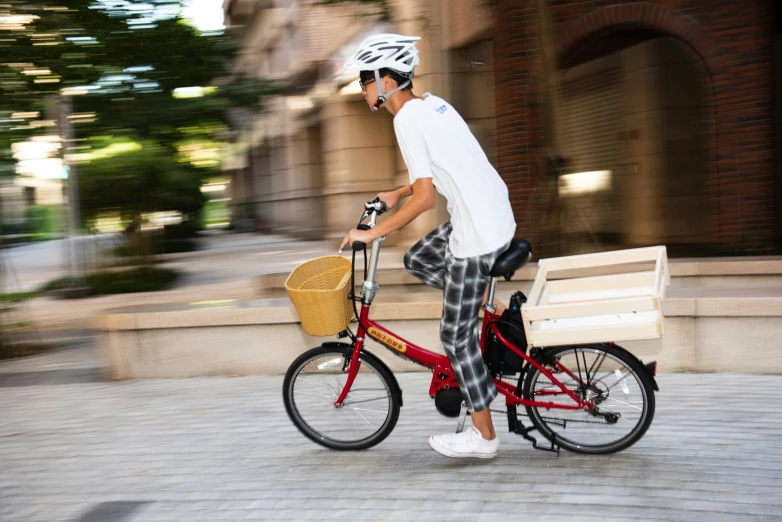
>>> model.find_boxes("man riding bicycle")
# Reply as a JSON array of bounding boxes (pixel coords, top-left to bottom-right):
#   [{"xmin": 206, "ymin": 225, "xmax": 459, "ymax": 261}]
[{"xmin": 338, "ymin": 34, "xmax": 517, "ymax": 459}]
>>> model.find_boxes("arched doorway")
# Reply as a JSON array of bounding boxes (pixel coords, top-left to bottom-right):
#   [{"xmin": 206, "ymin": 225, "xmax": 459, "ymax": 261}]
[{"xmin": 553, "ymin": 30, "xmax": 712, "ymax": 256}]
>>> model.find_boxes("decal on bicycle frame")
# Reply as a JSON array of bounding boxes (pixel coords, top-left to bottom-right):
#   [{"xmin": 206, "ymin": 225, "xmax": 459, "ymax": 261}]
[{"xmin": 367, "ymin": 327, "xmax": 407, "ymax": 353}]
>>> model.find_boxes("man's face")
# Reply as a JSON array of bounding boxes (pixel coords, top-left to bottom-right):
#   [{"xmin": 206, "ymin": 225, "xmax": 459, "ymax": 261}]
[{"xmin": 360, "ymin": 73, "xmax": 393, "ymax": 110}]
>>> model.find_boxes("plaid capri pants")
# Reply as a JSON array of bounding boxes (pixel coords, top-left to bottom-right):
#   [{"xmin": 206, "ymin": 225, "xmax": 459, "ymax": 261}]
[{"xmin": 403, "ymin": 221, "xmax": 509, "ymax": 412}]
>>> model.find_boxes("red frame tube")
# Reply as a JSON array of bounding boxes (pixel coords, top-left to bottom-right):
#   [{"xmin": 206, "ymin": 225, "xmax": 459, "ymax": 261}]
[{"xmin": 333, "ymin": 303, "xmax": 592, "ymax": 412}]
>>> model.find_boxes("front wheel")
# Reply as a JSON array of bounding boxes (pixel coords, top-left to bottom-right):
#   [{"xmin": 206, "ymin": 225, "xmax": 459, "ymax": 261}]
[
  {"xmin": 283, "ymin": 345, "xmax": 401, "ymax": 450},
  {"xmin": 523, "ymin": 344, "xmax": 656, "ymax": 454}
]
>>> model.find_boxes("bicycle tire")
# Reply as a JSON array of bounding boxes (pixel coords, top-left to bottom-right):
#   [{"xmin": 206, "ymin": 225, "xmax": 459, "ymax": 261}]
[
  {"xmin": 283, "ymin": 345, "xmax": 401, "ymax": 450},
  {"xmin": 522, "ymin": 344, "xmax": 656, "ymax": 455}
]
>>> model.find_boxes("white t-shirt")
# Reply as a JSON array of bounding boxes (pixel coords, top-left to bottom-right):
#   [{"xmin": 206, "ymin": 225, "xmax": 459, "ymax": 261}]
[{"xmin": 394, "ymin": 93, "xmax": 516, "ymax": 258}]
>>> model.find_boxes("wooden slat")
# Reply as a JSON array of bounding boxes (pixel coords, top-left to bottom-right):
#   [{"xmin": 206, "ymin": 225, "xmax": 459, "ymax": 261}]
[
  {"xmin": 541, "ymin": 246, "xmax": 665, "ymax": 272},
  {"xmin": 527, "ymin": 322, "xmax": 663, "ymax": 347},
  {"xmin": 548, "ymin": 271, "xmax": 656, "ymax": 295},
  {"xmin": 522, "ymin": 296, "xmax": 659, "ymax": 322},
  {"xmin": 548, "ymin": 286, "xmax": 659, "ymax": 305},
  {"xmin": 527, "ymin": 263, "xmax": 548, "ymax": 306},
  {"xmin": 532, "ymin": 310, "xmax": 660, "ymax": 330}
]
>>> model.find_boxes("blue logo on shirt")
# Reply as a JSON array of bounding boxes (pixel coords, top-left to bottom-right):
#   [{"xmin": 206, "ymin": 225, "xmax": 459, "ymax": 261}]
[{"xmin": 436, "ymin": 105, "xmax": 447, "ymax": 114}]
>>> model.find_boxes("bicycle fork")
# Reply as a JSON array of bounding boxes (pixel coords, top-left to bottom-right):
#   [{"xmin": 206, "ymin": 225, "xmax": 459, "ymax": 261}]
[{"xmin": 333, "ymin": 336, "xmax": 365, "ymax": 407}]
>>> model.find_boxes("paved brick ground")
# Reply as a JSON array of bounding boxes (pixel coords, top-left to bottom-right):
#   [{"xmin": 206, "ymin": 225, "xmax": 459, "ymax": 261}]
[{"xmin": 1, "ymin": 340, "xmax": 781, "ymax": 521}]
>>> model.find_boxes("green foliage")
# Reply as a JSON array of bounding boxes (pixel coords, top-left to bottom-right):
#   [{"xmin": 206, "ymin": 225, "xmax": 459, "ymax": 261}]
[
  {"xmin": 77, "ymin": 140, "xmax": 205, "ymax": 223},
  {"xmin": 199, "ymin": 199, "xmax": 229, "ymax": 228},
  {"xmin": 0, "ymin": 292, "xmax": 41, "ymax": 303},
  {"xmin": 85, "ymin": 266, "xmax": 179, "ymax": 294},
  {"xmin": 1, "ymin": 1, "xmax": 280, "ymax": 224},
  {"xmin": 25, "ymin": 204, "xmax": 61, "ymax": 238},
  {"xmin": 40, "ymin": 266, "xmax": 180, "ymax": 295},
  {"xmin": 113, "ymin": 238, "xmax": 198, "ymax": 257}
]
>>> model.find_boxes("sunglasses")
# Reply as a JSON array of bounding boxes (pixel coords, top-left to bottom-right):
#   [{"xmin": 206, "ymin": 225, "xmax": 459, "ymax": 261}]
[{"xmin": 359, "ymin": 77, "xmax": 376, "ymax": 92}]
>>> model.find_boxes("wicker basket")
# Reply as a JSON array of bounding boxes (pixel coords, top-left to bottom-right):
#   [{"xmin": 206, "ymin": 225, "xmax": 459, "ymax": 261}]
[{"xmin": 285, "ymin": 256, "xmax": 354, "ymax": 336}]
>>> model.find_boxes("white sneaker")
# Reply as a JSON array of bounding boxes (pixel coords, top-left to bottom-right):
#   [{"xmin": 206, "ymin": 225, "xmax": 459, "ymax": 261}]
[{"xmin": 428, "ymin": 426, "xmax": 499, "ymax": 459}]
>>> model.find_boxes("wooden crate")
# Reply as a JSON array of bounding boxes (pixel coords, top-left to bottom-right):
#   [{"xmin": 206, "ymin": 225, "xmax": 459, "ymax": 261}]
[{"xmin": 521, "ymin": 246, "xmax": 670, "ymax": 347}]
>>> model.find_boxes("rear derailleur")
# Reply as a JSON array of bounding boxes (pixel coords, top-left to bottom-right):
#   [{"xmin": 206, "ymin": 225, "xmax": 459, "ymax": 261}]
[{"xmin": 575, "ymin": 383, "xmax": 620, "ymax": 425}]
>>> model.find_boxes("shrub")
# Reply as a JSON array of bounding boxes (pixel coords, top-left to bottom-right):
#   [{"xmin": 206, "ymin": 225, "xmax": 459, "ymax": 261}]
[{"xmin": 40, "ymin": 267, "xmax": 180, "ymax": 296}]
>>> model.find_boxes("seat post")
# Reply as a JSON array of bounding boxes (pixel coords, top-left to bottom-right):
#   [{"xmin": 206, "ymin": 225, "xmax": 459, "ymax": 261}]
[{"xmin": 484, "ymin": 277, "xmax": 498, "ymax": 313}]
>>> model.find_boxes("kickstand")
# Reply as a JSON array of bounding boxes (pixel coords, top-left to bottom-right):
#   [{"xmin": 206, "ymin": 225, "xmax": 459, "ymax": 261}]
[
  {"xmin": 506, "ymin": 405, "xmax": 560, "ymax": 456},
  {"xmin": 456, "ymin": 401, "xmax": 469, "ymax": 433}
]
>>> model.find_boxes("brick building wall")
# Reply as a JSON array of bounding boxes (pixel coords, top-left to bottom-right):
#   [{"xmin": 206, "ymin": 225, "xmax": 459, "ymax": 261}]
[{"xmin": 492, "ymin": 0, "xmax": 776, "ymax": 256}]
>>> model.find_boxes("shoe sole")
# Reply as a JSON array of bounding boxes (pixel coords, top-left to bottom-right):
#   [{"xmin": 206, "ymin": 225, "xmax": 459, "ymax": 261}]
[{"xmin": 428, "ymin": 437, "xmax": 498, "ymax": 459}]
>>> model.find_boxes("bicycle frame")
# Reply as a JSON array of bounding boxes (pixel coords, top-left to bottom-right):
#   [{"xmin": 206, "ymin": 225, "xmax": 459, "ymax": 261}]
[
  {"xmin": 333, "ymin": 205, "xmax": 594, "ymax": 414},
  {"xmin": 335, "ymin": 302, "xmax": 593, "ymax": 413}
]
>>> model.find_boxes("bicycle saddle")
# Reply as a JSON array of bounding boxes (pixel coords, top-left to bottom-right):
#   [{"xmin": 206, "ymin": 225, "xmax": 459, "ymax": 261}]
[{"xmin": 490, "ymin": 239, "xmax": 532, "ymax": 279}]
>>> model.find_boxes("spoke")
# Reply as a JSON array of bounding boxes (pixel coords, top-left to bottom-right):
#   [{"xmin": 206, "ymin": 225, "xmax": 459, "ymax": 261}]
[
  {"xmin": 294, "ymin": 390, "xmax": 337, "ymax": 400},
  {"xmin": 346, "ymin": 407, "xmax": 390, "ymax": 415},
  {"xmin": 342, "ymin": 396, "xmax": 390, "ymax": 406},
  {"xmin": 587, "ymin": 351, "xmax": 607, "ymax": 385},
  {"xmin": 603, "ymin": 396, "xmax": 643, "ymax": 411},
  {"xmin": 296, "ymin": 375, "xmax": 340, "ymax": 387},
  {"xmin": 581, "ymin": 350, "xmax": 590, "ymax": 384},
  {"xmin": 295, "ymin": 377, "xmax": 340, "ymax": 396},
  {"xmin": 350, "ymin": 407, "xmax": 376, "ymax": 429},
  {"xmin": 595, "ymin": 369, "xmax": 632, "ymax": 390}
]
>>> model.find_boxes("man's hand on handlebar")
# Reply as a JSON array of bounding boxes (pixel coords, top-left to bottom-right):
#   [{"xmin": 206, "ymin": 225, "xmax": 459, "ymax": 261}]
[{"xmin": 338, "ymin": 228, "xmax": 374, "ymax": 254}]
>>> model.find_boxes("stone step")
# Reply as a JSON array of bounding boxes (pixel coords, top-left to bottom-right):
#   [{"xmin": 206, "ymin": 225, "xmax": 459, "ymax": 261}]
[
  {"xmin": 97, "ymin": 285, "xmax": 782, "ymax": 379},
  {"xmin": 258, "ymin": 256, "xmax": 782, "ymax": 297}
]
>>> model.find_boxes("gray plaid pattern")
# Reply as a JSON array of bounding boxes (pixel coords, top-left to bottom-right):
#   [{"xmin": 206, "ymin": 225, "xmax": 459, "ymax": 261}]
[{"xmin": 404, "ymin": 222, "xmax": 509, "ymax": 412}]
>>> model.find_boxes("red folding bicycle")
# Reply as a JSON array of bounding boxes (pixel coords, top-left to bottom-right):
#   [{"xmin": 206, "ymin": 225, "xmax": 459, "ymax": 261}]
[{"xmin": 283, "ymin": 200, "xmax": 659, "ymax": 455}]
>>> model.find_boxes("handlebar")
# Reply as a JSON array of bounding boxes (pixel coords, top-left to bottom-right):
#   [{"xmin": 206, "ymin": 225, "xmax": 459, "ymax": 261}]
[
  {"xmin": 351, "ymin": 198, "xmax": 387, "ymax": 251},
  {"xmin": 364, "ymin": 199, "xmax": 387, "ymax": 214}
]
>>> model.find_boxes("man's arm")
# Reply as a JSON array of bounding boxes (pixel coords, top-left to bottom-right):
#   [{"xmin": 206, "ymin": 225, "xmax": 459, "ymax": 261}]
[
  {"xmin": 378, "ymin": 184, "xmax": 413, "ymax": 208},
  {"xmin": 338, "ymin": 178, "xmax": 435, "ymax": 252},
  {"xmin": 370, "ymin": 178, "xmax": 435, "ymax": 240}
]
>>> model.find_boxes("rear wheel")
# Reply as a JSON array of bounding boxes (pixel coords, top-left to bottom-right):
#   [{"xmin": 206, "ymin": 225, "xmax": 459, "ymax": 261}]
[
  {"xmin": 522, "ymin": 344, "xmax": 655, "ymax": 454},
  {"xmin": 283, "ymin": 346, "xmax": 401, "ymax": 450}
]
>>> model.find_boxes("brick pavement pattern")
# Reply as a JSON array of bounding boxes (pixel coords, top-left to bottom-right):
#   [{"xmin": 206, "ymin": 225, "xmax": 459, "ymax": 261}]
[{"xmin": 1, "ymin": 342, "xmax": 781, "ymax": 521}]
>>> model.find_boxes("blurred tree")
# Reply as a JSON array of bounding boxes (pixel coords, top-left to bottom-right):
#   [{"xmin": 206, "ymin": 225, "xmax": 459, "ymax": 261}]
[
  {"xmin": 77, "ymin": 139, "xmax": 205, "ymax": 225},
  {"xmin": 0, "ymin": 0, "xmax": 277, "ymax": 222}
]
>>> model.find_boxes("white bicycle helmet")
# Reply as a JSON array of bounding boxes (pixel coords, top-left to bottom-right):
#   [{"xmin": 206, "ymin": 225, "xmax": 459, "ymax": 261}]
[{"xmin": 342, "ymin": 33, "xmax": 421, "ymax": 111}]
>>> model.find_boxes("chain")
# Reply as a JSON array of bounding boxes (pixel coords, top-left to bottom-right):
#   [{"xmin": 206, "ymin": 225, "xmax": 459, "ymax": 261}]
[{"xmin": 491, "ymin": 408, "xmax": 615, "ymax": 426}]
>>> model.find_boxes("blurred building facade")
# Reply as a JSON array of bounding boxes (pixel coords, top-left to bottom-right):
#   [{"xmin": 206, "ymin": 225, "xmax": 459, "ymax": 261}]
[
  {"xmin": 495, "ymin": 0, "xmax": 778, "ymax": 256},
  {"xmin": 223, "ymin": 0, "xmax": 780, "ymax": 256},
  {"xmin": 222, "ymin": 0, "xmax": 499, "ymax": 246}
]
